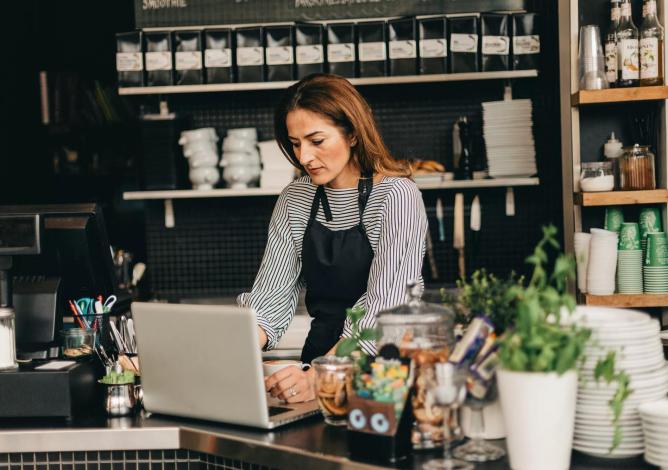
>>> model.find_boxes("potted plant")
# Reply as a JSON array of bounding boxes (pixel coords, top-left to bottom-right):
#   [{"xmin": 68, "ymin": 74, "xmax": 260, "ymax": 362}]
[{"xmin": 495, "ymin": 225, "xmax": 614, "ymax": 470}]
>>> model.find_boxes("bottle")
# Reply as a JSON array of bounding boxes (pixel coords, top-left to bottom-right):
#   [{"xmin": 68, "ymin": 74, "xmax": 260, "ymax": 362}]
[
  {"xmin": 640, "ymin": 0, "xmax": 664, "ymax": 85},
  {"xmin": 617, "ymin": 0, "xmax": 640, "ymax": 87},
  {"xmin": 605, "ymin": 0, "xmax": 621, "ymax": 87}
]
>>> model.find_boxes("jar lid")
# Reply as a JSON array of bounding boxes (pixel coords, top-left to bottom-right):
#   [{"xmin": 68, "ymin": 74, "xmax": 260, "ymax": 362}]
[
  {"xmin": 0, "ymin": 307, "xmax": 15, "ymax": 319},
  {"xmin": 582, "ymin": 161, "xmax": 613, "ymax": 169},
  {"xmin": 377, "ymin": 281, "xmax": 455, "ymax": 326}
]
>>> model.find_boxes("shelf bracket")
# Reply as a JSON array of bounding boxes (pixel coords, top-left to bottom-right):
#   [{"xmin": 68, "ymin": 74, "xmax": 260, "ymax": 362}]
[{"xmin": 164, "ymin": 199, "xmax": 175, "ymax": 228}]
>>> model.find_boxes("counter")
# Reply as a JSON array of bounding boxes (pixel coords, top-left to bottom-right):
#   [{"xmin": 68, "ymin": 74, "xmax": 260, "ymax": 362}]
[{"xmin": 0, "ymin": 412, "xmax": 656, "ymax": 470}]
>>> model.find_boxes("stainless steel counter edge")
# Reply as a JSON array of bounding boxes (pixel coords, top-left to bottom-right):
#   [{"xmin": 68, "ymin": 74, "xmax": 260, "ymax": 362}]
[{"xmin": 0, "ymin": 424, "xmax": 385, "ymax": 470}]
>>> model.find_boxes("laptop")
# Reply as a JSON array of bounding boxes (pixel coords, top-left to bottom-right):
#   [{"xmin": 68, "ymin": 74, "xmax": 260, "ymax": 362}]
[{"xmin": 131, "ymin": 302, "xmax": 320, "ymax": 429}]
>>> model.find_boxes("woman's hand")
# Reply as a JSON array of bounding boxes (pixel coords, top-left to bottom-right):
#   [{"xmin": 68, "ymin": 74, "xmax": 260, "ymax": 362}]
[{"xmin": 265, "ymin": 366, "xmax": 316, "ymax": 403}]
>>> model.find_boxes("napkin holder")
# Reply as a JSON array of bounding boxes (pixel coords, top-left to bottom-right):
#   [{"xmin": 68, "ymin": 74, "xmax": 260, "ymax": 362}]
[{"xmin": 346, "ymin": 391, "xmax": 414, "ymax": 463}]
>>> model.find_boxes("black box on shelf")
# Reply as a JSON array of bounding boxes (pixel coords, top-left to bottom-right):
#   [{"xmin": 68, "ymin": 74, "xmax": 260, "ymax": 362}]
[
  {"xmin": 265, "ymin": 25, "xmax": 295, "ymax": 81},
  {"xmin": 449, "ymin": 16, "xmax": 480, "ymax": 73},
  {"xmin": 204, "ymin": 29, "xmax": 234, "ymax": 83},
  {"xmin": 144, "ymin": 31, "xmax": 174, "ymax": 86},
  {"xmin": 236, "ymin": 27, "xmax": 265, "ymax": 82},
  {"xmin": 481, "ymin": 13, "xmax": 510, "ymax": 71},
  {"xmin": 296, "ymin": 23, "xmax": 325, "ymax": 79},
  {"xmin": 388, "ymin": 18, "xmax": 417, "ymax": 76},
  {"xmin": 174, "ymin": 30, "xmax": 204, "ymax": 85},
  {"xmin": 358, "ymin": 21, "xmax": 388, "ymax": 77},
  {"xmin": 140, "ymin": 116, "xmax": 188, "ymax": 190},
  {"xmin": 116, "ymin": 31, "xmax": 144, "ymax": 87},
  {"xmin": 512, "ymin": 13, "xmax": 540, "ymax": 70},
  {"xmin": 418, "ymin": 17, "xmax": 448, "ymax": 75},
  {"xmin": 326, "ymin": 23, "xmax": 356, "ymax": 78}
]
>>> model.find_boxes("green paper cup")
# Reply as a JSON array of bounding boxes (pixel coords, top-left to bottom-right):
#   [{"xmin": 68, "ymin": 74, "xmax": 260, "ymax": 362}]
[
  {"xmin": 640, "ymin": 207, "xmax": 663, "ymax": 238},
  {"xmin": 605, "ymin": 207, "xmax": 624, "ymax": 233},
  {"xmin": 619, "ymin": 222, "xmax": 641, "ymax": 250},
  {"xmin": 645, "ymin": 232, "xmax": 668, "ymax": 266}
]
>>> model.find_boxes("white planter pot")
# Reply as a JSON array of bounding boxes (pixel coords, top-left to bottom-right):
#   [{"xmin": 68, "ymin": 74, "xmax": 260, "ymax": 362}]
[
  {"xmin": 462, "ymin": 398, "xmax": 506, "ymax": 439},
  {"xmin": 497, "ymin": 369, "xmax": 577, "ymax": 470}
]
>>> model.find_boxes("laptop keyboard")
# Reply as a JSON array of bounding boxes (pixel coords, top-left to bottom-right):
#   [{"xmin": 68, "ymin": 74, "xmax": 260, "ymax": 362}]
[{"xmin": 268, "ymin": 406, "xmax": 292, "ymax": 417}]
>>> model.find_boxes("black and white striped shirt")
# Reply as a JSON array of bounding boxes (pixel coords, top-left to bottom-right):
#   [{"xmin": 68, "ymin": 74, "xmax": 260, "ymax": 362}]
[{"xmin": 237, "ymin": 175, "xmax": 428, "ymax": 356}]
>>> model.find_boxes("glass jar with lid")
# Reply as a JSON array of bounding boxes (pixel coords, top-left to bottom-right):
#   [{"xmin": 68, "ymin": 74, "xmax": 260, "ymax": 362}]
[
  {"xmin": 0, "ymin": 307, "xmax": 18, "ymax": 371},
  {"xmin": 580, "ymin": 161, "xmax": 615, "ymax": 192},
  {"xmin": 377, "ymin": 281, "xmax": 456, "ymax": 449},
  {"xmin": 619, "ymin": 144, "xmax": 656, "ymax": 190}
]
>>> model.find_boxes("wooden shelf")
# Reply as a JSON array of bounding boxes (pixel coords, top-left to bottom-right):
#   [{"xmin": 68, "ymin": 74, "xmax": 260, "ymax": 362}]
[
  {"xmin": 584, "ymin": 294, "xmax": 668, "ymax": 308},
  {"xmin": 123, "ymin": 177, "xmax": 540, "ymax": 201},
  {"xmin": 118, "ymin": 70, "xmax": 538, "ymax": 95},
  {"xmin": 574, "ymin": 189, "xmax": 668, "ymax": 206},
  {"xmin": 571, "ymin": 86, "xmax": 668, "ymax": 106}
]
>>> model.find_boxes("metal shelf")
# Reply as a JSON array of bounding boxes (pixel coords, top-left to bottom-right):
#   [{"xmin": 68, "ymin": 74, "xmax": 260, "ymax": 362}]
[
  {"xmin": 118, "ymin": 70, "xmax": 539, "ymax": 95},
  {"xmin": 123, "ymin": 177, "xmax": 540, "ymax": 200}
]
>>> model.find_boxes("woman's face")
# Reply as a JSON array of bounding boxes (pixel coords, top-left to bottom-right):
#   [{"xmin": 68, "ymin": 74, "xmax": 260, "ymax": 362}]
[{"xmin": 286, "ymin": 108, "xmax": 358, "ymax": 188}]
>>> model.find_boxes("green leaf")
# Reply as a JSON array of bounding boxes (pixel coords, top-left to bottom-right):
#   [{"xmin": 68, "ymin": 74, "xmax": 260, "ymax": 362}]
[{"xmin": 335, "ymin": 338, "xmax": 358, "ymax": 357}]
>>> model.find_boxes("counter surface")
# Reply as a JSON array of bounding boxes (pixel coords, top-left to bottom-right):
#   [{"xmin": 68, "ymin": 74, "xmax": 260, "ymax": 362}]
[{"xmin": 0, "ymin": 413, "xmax": 656, "ymax": 470}]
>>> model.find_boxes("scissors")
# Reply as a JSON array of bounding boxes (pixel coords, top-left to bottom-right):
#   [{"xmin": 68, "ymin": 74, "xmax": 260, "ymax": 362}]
[
  {"xmin": 103, "ymin": 295, "xmax": 118, "ymax": 312},
  {"xmin": 76, "ymin": 298, "xmax": 94, "ymax": 317}
]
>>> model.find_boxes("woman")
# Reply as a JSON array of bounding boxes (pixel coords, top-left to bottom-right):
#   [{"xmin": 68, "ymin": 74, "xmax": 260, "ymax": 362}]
[{"xmin": 237, "ymin": 73, "xmax": 428, "ymax": 403}]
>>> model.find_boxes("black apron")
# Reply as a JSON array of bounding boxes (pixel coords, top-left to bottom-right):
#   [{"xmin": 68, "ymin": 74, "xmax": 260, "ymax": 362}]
[{"xmin": 300, "ymin": 174, "xmax": 375, "ymax": 364}]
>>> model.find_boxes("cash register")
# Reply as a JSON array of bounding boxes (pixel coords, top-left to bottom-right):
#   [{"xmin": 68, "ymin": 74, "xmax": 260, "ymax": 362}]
[{"xmin": 0, "ymin": 204, "xmax": 124, "ymax": 419}]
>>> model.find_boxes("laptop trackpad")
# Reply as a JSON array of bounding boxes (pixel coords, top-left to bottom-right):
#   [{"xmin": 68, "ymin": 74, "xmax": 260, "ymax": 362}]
[{"xmin": 268, "ymin": 406, "xmax": 293, "ymax": 417}]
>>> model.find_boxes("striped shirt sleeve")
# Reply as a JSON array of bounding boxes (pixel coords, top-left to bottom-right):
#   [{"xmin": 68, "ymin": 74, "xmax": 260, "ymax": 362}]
[
  {"xmin": 237, "ymin": 187, "xmax": 303, "ymax": 350},
  {"xmin": 342, "ymin": 179, "xmax": 428, "ymax": 355}
]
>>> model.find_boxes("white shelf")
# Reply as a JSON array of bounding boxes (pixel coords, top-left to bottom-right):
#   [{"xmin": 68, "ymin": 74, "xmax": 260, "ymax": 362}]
[
  {"xmin": 123, "ymin": 177, "xmax": 540, "ymax": 201},
  {"xmin": 118, "ymin": 70, "xmax": 539, "ymax": 95}
]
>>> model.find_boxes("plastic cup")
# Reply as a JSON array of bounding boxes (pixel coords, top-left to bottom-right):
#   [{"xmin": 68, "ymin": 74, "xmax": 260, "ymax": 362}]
[
  {"xmin": 604, "ymin": 207, "xmax": 624, "ymax": 233},
  {"xmin": 619, "ymin": 222, "xmax": 641, "ymax": 250},
  {"xmin": 645, "ymin": 232, "xmax": 668, "ymax": 266}
]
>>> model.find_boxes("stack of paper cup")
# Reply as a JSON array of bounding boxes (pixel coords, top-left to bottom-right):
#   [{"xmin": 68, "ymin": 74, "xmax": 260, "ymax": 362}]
[
  {"xmin": 574, "ymin": 232, "xmax": 592, "ymax": 293},
  {"xmin": 587, "ymin": 229, "xmax": 618, "ymax": 295},
  {"xmin": 604, "ymin": 206, "xmax": 624, "ymax": 233},
  {"xmin": 644, "ymin": 232, "xmax": 668, "ymax": 293},
  {"xmin": 617, "ymin": 222, "xmax": 643, "ymax": 294}
]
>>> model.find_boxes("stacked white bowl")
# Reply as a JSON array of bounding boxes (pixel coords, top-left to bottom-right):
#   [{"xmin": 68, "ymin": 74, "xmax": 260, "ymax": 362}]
[
  {"xmin": 574, "ymin": 306, "xmax": 668, "ymax": 458},
  {"xmin": 179, "ymin": 127, "xmax": 220, "ymax": 190},
  {"xmin": 586, "ymin": 229, "xmax": 618, "ymax": 295},
  {"xmin": 220, "ymin": 128, "xmax": 261, "ymax": 189},
  {"xmin": 639, "ymin": 399, "xmax": 668, "ymax": 467}
]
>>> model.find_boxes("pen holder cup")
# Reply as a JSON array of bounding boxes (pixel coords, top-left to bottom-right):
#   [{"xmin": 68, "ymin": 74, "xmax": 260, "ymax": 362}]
[
  {"xmin": 100, "ymin": 381, "xmax": 137, "ymax": 417},
  {"xmin": 346, "ymin": 393, "xmax": 414, "ymax": 464}
]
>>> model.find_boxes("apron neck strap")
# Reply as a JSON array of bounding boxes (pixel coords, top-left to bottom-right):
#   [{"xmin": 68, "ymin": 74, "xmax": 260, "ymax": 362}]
[
  {"xmin": 357, "ymin": 171, "xmax": 374, "ymax": 224},
  {"xmin": 310, "ymin": 185, "xmax": 333, "ymax": 222}
]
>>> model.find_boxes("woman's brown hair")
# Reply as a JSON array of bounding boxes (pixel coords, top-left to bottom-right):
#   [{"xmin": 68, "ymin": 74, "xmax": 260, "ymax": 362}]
[{"xmin": 274, "ymin": 73, "xmax": 411, "ymax": 177}]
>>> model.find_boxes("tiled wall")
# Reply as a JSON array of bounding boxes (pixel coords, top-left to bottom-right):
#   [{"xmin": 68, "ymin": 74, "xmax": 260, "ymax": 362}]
[{"xmin": 0, "ymin": 451, "xmax": 275, "ymax": 470}]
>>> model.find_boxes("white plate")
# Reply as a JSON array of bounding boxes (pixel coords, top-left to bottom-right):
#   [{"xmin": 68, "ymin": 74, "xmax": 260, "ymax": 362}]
[
  {"xmin": 572, "ymin": 444, "xmax": 644, "ymax": 458},
  {"xmin": 639, "ymin": 399, "xmax": 668, "ymax": 418}
]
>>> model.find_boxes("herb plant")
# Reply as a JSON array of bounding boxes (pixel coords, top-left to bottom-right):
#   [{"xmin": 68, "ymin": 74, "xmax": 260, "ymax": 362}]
[
  {"xmin": 99, "ymin": 370, "xmax": 135, "ymax": 385},
  {"xmin": 336, "ymin": 307, "xmax": 377, "ymax": 371},
  {"xmin": 594, "ymin": 351, "xmax": 633, "ymax": 450}
]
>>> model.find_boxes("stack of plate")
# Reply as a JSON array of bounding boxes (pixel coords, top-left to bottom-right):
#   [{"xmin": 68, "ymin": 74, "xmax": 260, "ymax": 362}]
[
  {"xmin": 617, "ymin": 249, "xmax": 643, "ymax": 294},
  {"xmin": 574, "ymin": 306, "xmax": 668, "ymax": 459},
  {"xmin": 482, "ymin": 99, "xmax": 536, "ymax": 178},
  {"xmin": 638, "ymin": 399, "xmax": 668, "ymax": 467}
]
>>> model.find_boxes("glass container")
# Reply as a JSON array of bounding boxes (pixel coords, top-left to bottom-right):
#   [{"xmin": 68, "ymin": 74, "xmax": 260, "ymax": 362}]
[
  {"xmin": 0, "ymin": 307, "xmax": 18, "ymax": 371},
  {"xmin": 580, "ymin": 161, "xmax": 615, "ymax": 192},
  {"xmin": 312, "ymin": 355, "xmax": 353, "ymax": 426},
  {"xmin": 619, "ymin": 144, "xmax": 656, "ymax": 190},
  {"xmin": 60, "ymin": 328, "xmax": 96, "ymax": 360},
  {"xmin": 377, "ymin": 281, "xmax": 456, "ymax": 449}
]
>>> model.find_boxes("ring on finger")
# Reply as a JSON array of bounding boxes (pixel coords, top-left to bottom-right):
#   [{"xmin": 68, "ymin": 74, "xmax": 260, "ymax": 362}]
[{"xmin": 289, "ymin": 386, "xmax": 297, "ymax": 397}]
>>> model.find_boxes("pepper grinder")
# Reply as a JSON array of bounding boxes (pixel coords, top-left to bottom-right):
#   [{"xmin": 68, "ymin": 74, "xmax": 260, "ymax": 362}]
[{"xmin": 455, "ymin": 117, "xmax": 473, "ymax": 180}]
